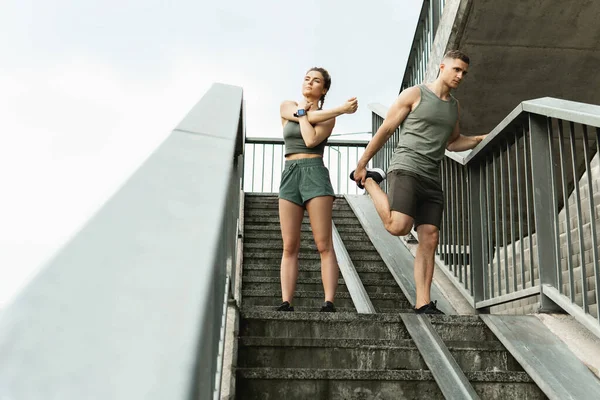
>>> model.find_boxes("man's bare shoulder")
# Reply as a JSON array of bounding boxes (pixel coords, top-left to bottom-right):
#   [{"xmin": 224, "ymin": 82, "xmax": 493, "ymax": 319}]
[{"xmin": 393, "ymin": 86, "xmax": 421, "ymax": 109}]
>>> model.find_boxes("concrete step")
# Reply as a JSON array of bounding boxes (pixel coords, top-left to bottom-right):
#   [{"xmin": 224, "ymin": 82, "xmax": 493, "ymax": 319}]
[
  {"xmin": 244, "ymin": 200, "xmax": 354, "ymax": 211},
  {"xmin": 240, "ymin": 311, "xmax": 496, "ymax": 343},
  {"xmin": 242, "ymin": 290, "xmax": 410, "ymax": 309},
  {"xmin": 237, "ymin": 337, "xmax": 523, "ymax": 372},
  {"xmin": 245, "ymin": 216, "xmax": 361, "ymax": 226},
  {"xmin": 235, "ymin": 368, "xmax": 543, "ymax": 400},
  {"xmin": 242, "ymin": 263, "xmax": 392, "ymax": 280},
  {"xmin": 246, "ymin": 209, "xmax": 357, "ymax": 218},
  {"xmin": 244, "ymin": 241, "xmax": 382, "ymax": 253},
  {"xmin": 244, "ymin": 224, "xmax": 366, "ymax": 234},
  {"xmin": 242, "ymin": 276, "xmax": 402, "ymax": 295},
  {"xmin": 249, "ymin": 305, "xmax": 359, "ymax": 313},
  {"xmin": 242, "ymin": 277, "xmax": 350, "ymax": 293},
  {"xmin": 244, "ymin": 230, "xmax": 371, "ymax": 243},
  {"xmin": 244, "ymin": 250, "xmax": 382, "ymax": 261},
  {"xmin": 247, "ymin": 305, "xmax": 412, "ymax": 313},
  {"xmin": 431, "ymin": 315, "xmax": 499, "ymax": 342},
  {"xmin": 240, "ymin": 311, "xmax": 411, "ymax": 340}
]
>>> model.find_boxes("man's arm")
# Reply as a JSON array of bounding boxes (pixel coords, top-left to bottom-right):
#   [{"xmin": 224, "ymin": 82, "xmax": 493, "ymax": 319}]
[
  {"xmin": 446, "ymin": 103, "xmax": 486, "ymax": 151},
  {"xmin": 356, "ymin": 87, "xmax": 420, "ymax": 169},
  {"xmin": 280, "ymin": 98, "xmax": 357, "ymax": 124}
]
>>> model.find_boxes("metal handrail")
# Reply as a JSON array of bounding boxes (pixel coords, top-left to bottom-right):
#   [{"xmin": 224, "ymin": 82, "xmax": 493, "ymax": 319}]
[
  {"xmin": 244, "ymin": 137, "xmax": 370, "ymax": 195},
  {"xmin": 247, "ymin": 136, "xmax": 369, "ymax": 147},
  {"xmin": 370, "ymin": 97, "xmax": 600, "ymax": 338},
  {"xmin": 0, "ymin": 83, "xmax": 245, "ymax": 399}
]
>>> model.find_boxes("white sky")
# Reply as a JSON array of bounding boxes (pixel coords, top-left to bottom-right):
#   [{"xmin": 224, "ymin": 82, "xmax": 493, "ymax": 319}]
[{"xmin": 0, "ymin": 0, "xmax": 421, "ymax": 309}]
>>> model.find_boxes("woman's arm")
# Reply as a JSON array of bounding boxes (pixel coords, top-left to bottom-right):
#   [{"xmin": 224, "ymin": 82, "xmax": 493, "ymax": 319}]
[
  {"xmin": 294, "ymin": 99, "xmax": 336, "ymax": 148},
  {"xmin": 298, "ymin": 115, "xmax": 336, "ymax": 148},
  {"xmin": 280, "ymin": 98, "xmax": 358, "ymax": 124}
]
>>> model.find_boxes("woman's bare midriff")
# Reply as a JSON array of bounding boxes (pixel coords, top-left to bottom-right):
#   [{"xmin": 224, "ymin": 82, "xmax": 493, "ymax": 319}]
[{"xmin": 285, "ymin": 153, "xmax": 323, "ymax": 160}]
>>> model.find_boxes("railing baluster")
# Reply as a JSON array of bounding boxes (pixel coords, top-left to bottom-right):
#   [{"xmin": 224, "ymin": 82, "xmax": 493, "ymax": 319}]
[
  {"xmin": 558, "ymin": 120, "xmax": 575, "ymax": 301},
  {"xmin": 460, "ymin": 164, "xmax": 466, "ymax": 284},
  {"xmin": 530, "ymin": 114, "xmax": 561, "ymax": 312},
  {"xmin": 493, "ymin": 152, "xmax": 501, "ymax": 296},
  {"xmin": 270, "ymin": 144, "xmax": 275, "ymax": 192},
  {"xmin": 523, "ymin": 125, "xmax": 535, "ymax": 288},
  {"xmin": 442, "ymin": 158, "xmax": 449, "ymax": 265},
  {"xmin": 583, "ymin": 125, "xmax": 599, "ymax": 318},
  {"xmin": 500, "ymin": 145, "xmax": 509, "ymax": 294},
  {"xmin": 251, "ymin": 144, "xmax": 256, "ymax": 192},
  {"xmin": 487, "ymin": 155, "xmax": 495, "ymax": 298},
  {"xmin": 439, "ymin": 160, "xmax": 444, "ymax": 257},
  {"xmin": 548, "ymin": 120, "xmax": 562, "ymax": 292},
  {"xmin": 570, "ymin": 122, "xmax": 589, "ymax": 312},
  {"xmin": 444, "ymin": 160, "xmax": 453, "ymax": 271},
  {"xmin": 516, "ymin": 131, "xmax": 525, "ymax": 290},
  {"xmin": 507, "ymin": 139, "xmax": 518, "ymax": 292},
  {"xmin": 451, "ymin": 160, "xmax": 456, "ymax": 275},
  {"xmin": 279, "ymin": 145, "xmax": 284, "ymax": 191},
  {"xmin": 455, "ymin": 161, "xmax": 461, "ymax": 278},
  {"xmin": 594, "ymin": 127, "xmax": 600, "ymax": 317},
  {"xmin": 467, "ymin": 165, "xmax": 473, "ymax": 293},
  {"xmin": 346, "ymin": 147, "xmax": 350, "ymax": 194},
  {"xmin": 477, "ymin": 162, "xmax": 489, "ymax": 300}
]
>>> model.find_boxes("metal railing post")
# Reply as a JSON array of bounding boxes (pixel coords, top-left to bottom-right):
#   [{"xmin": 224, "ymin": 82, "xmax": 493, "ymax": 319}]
[
  {"xmin": 528, "ymin": 113, "xmax": 562, "ymax": 312},
  {"xmin": 468, "ymin": 162, "xmax": 486, "ymax": 307}
]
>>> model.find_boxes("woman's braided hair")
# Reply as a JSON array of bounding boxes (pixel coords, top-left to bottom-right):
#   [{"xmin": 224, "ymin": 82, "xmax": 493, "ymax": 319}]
[{"xmin": 307, "ymin": 67, "xmax": 331, "ymax": 110}]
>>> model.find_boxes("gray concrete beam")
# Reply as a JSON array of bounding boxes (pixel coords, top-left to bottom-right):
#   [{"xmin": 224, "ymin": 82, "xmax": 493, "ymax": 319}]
[{"xmin": 426, "ymin": 0, "xmax": 600, "ymax": 135}]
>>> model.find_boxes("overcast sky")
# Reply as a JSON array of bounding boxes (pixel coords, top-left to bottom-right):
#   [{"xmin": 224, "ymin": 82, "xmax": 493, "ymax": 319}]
[{"xmin": 0, "ymin": 0, "xmax": 422, "ymax": 309}]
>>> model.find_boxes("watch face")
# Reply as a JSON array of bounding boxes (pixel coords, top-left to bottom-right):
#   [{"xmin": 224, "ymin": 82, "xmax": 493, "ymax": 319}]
[{"xmin": 297, "ymin": 109, "xmax": 306, "ymax": 116}]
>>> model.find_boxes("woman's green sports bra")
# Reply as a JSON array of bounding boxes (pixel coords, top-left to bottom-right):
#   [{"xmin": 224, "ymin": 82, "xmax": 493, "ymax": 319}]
[{"xmin": 282, "ymin": 121, "xmax": 327, "ymax": 156}]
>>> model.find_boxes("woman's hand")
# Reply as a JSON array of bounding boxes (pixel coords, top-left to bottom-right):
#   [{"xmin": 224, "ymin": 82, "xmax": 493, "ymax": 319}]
[
  {"xmin": 342, "ymin": 97, "xmax": 358, "ymax": 114},
  {"xmin": 297, "ymin": 99, "xmax": 313, "ymax": 112}
]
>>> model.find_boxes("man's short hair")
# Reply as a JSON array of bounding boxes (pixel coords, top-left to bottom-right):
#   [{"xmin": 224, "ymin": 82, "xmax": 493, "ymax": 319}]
[{"xmin": 443, "ymin": 50, "xmax": 470, "ymax": 64}]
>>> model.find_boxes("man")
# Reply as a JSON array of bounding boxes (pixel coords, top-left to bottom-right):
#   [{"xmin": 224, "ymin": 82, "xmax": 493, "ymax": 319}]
[{"xmin": 350, "ymin": 50, "xmax": 486, "ymax": 314}]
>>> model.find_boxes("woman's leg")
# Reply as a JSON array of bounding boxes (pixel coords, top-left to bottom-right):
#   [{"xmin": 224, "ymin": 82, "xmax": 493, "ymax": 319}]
[
  {"xmin": 305, "ymin": 196, "xmax": 338, "ymax": 303},
  {"xmin": 279, "ymin": 198, "xmax": 305, "ymax": 303}
]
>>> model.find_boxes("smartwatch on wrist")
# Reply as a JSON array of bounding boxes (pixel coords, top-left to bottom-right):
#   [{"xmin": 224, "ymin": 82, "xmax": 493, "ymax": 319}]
[{"xmin": 293, "ymin": 109, "xmax": 307, "ymax": 117}]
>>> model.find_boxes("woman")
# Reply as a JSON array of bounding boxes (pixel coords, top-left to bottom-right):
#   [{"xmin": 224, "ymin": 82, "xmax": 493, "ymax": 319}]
[{"xmin": 277, "ymin": 67, "xmax": 358, "ymax": 312}]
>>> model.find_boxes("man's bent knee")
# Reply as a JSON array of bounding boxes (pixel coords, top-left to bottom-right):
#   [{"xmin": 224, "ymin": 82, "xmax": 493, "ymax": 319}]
[{"xmin": 384, "ymin": 220, "xmax": 412, "ymax": 237}]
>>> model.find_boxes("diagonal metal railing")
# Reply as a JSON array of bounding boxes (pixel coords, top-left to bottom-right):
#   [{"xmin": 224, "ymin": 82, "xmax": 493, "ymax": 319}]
[
  {"xmin": 0, "ymin": 83, "xmax": 245, "ymax": 400},
  {"xmin": 371, "ymin": 97, "xmax": 600, "ymax": 339}
]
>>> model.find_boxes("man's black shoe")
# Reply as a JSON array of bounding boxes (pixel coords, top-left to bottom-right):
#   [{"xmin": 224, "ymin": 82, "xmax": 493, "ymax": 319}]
[
  {"xmin": 276, "ymin": 301, "xmax": 294, "ymax": 312},
  {"xmin": 349, "ymin": 168, "xmax": 386, "ymax": 189},
  {"xmin": 414, "ymin": 300, "xmax": 445, "ymax": 315},
  {"xmin": 320, "ymin": 301, "xmax": 336, "ymax": 312}
]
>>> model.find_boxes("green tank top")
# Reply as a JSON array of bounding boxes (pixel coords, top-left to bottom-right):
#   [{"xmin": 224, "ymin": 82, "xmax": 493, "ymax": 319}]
[
  {"xmin": 283, "ymin": 121, "xmax": 327, "ymax": 157},
  {"xmin": 388, "ymin": 84, "xmax": 458, "ymax": 183}
]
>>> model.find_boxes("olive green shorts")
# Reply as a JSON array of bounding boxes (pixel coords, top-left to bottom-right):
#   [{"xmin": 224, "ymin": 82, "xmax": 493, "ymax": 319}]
[{"xmin": 278, "ymin": 158, "xmax": 335, "ymax": 206}]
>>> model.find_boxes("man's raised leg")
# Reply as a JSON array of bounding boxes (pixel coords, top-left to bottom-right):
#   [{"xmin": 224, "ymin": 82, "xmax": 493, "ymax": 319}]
[{"xmin": 364, "ymin": 178, "xmax": 412, "ymax": 236}]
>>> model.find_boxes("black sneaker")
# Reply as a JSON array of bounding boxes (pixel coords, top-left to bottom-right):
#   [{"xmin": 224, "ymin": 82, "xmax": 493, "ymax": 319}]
[
  {"xmin": 276, "ymin": 301, "xmax": 294, "ymax": 312},
  {"xmin": 414, "ymin": 301, "xmax": 445, "ymax": 315},
  {"xmin": 349, "ymin": 168, "xmax": 386, "ymax": 189},
  {"xmin": 319, "ymin": 301, "xmax": 336, "ymax": 312}
]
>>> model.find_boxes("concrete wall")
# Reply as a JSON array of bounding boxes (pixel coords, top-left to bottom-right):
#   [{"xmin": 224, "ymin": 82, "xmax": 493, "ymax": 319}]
[{"xmin": 428, "ymin": 0, "xmax": 600, "ymax": 136}]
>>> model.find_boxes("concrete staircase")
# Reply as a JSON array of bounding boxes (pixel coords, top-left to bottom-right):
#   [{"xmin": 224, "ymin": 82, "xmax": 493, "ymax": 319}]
[{"xmin": 236, "ymin": 194, "xmax": 546, "ymax": 399}]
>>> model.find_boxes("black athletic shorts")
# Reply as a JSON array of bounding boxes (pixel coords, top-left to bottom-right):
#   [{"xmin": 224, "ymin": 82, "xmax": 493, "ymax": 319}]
[{"xmin": 387, "ymin": 169, "xmax": 444, "ymax": 229}]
